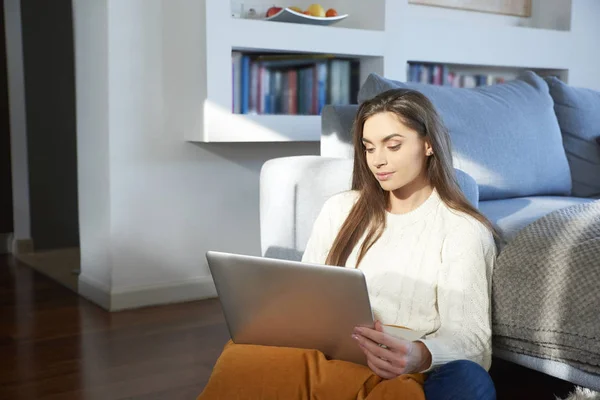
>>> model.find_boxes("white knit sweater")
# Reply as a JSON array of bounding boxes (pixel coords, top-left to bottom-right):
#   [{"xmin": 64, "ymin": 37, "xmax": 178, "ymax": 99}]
[{"xmin": 301, "ymin": 189, "xmax": 497, "ymax": 372}]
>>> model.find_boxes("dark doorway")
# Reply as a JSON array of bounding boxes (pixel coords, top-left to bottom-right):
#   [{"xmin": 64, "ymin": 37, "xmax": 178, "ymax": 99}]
[
  {"xmin": 20, "ymin": 0, "xmax": 79, "ymax": 250},
  {"xmin": 0, "ymin": 0, "xmax": 14, "ymax": 238}
]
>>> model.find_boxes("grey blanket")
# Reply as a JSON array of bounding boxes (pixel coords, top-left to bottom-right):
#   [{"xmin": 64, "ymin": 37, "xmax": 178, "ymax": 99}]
[{"xmin": 492, "ymin": 200, "xmax": 600, "ymax": 374}]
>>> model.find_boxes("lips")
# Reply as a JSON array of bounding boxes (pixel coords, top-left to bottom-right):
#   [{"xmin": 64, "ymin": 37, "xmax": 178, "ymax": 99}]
[{"xmin": 376, "ymin": 172, "xmax": 394, "ymax": 181}]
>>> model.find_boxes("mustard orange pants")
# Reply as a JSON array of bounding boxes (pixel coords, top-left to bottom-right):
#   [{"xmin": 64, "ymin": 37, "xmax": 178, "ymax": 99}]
[{"xmin": 198, "ymin": 340, "xmax": 426, "ymax": 400}]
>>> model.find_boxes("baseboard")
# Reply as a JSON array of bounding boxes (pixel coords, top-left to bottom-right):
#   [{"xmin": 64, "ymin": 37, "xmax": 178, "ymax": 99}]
[
  {"xmin": 11, "ymin": 237, "xmax": 34, "ymax": 254},
  {"xmin": 78, "ymin": 274, "xmax": 111, "ymax": 310},
  {"xmin": 0, "ymin": 233, "xmax": 11, "ymax": 254},
  {"xmin": 78, "ymin": 274, "xmax": 218, "ymax": 312},
  {"xmin": 110, "ymin": 276, "xmax": 217, "ymax": 311}
]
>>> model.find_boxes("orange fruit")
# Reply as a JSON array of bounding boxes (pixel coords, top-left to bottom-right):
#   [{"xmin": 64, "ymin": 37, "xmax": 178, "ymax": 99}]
[
  {"xmin": 306, "ymin": 4, "xmax": 325, "ymax": 17},
  {"xmin": 326, "ymin": 8, "xmax": 338, "ymax": 17}
]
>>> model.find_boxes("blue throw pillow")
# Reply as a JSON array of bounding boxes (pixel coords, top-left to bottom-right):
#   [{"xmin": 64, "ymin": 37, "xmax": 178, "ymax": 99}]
[
  {"xmin": 546, "ymin": 77, "xmax": 600, "ymax": 198},
  {"xmin": 455, "ymin": 168, "xmax": 479, "ymax": 209},
  {"xmin": 357, "ymin": 72, "xmax": 572, "ymax": 201}
]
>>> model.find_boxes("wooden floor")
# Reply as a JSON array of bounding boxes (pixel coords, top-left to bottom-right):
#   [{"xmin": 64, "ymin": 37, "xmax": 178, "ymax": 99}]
[{"xmin": 0, "ymin": 255, "xmax": 576, "ymax": 399}]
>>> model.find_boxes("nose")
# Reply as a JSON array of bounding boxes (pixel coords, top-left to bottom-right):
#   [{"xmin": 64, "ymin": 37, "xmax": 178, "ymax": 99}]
[{"xmin": 373, "ymin": 152, "xmax": 387, "ymax": 168}]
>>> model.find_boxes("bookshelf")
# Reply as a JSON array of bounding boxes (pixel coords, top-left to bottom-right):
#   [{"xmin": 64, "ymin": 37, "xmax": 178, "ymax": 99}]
[
  {"xmin": 407, "ymin": 62, "xmax": 568, "ymax": 87},
  {"xmin": 188, "ymin": 0, "xmax": 574, "ymax": 143}
]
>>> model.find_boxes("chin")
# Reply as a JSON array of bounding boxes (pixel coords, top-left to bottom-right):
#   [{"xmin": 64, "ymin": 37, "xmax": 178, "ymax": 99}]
[{"xmin": 379, "ymin": 181, "xmax": 402, "ymax": 192}]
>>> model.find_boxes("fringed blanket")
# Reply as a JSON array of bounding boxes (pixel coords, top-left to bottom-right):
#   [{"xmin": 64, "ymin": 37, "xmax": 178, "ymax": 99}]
[{"xmin": 492, "ymin": 200, "xmax": 600, "ymax": 374}]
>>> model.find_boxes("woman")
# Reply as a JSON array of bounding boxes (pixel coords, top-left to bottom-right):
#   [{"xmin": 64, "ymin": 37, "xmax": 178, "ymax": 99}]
[{"xmin": 199, "ymin": 89, "xmax": 498, "ymax": 400}]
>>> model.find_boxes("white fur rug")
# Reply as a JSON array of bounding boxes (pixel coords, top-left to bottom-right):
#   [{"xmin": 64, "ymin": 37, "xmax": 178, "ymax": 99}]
[{"xmin": 559, "ymin": 387, "xmax": 600, "ymax": 400}]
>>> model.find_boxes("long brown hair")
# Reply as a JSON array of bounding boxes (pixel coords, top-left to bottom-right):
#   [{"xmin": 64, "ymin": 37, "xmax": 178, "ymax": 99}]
[{"xmin": 325, "ymin": 88, "xmax": 498, "ymax": 267}]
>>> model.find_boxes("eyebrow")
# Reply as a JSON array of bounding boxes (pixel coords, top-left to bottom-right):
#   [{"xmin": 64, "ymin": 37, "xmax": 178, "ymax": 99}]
[{"xmin": 361, "ymin": 133, "xmax": 404, "ymax": 144}]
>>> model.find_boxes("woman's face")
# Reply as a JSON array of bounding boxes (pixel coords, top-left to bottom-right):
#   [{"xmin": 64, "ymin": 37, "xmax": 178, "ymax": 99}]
[{"xmin": 362, "ymin": 111, "xmax": 432, "ymax": 192}]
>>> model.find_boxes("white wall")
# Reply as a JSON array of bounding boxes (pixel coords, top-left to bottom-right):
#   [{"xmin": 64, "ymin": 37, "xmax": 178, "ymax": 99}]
[
  {"xmin": 72, "ymin": 0, "xmax": 112, "ymax": 306},
  {"xmin": 406, "ymin": 0, "xmax": 571, "ymax": 30},
  {"xmin": 70, "ymin": 0, "xmax": 598, "ymax": 310},
  {"xmin": 74, "ymin": 0, "xmax": 319, "ymax": 310},
  {"xmin": 568, "ymin": 0, "xmax": 600, "ymax": 91}
]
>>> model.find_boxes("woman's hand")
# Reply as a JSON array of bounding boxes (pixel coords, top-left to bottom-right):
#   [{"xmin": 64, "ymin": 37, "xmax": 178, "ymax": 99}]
[{"xmin": 352, "ymin": 321, "xmax": 432, "ymax": 379}]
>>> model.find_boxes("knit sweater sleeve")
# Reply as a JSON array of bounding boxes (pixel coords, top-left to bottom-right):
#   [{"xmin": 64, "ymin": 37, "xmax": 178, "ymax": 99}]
[{"xmin": 418, "ymin": 220, "xmax": 497, "ymax": 372}]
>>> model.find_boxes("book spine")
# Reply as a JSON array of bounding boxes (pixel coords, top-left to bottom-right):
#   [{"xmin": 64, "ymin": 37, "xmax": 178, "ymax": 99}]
[
  {"xmin": 241, "ymin": 55, "xmax": 250, "ymax": 114},
  {"xmin": 273, "ymin": 70, "xmax": 282, "ymax": 114},
  {"xmin": 330, "ymin": 60, "xmax": 340, "ymax": 105},
  {"xmin": 232, "ymin": 52, "xmax": 242, "ymax": 113},
  {"xmin": 419, "ymin": 65, "xmax": 428, "ymax": 84},
  {"xmin": 298, "ymin": 69, "xmax": 305, "ymax": 115},
  {"xmin": 289, "ymin": 69, "xmax": 297, "ymax": 115},
  {"xmin": 349, "ymin": 59, "xmax": 360, "ymax": 104},
  {"xmin": 341, "ymin": 60, "xmax": 350, "ymax": 105},
  {"xmin": 317, "ymin": 62, "xmax": 327, "ymax": 113},
  {"xmin": 305, "ymin": 67, "xmax": 314, "ymax": 115},
  {"xmin": 249, "ymin": 60, "xmax": 258, "ymax": 113},
  {"xmin": 312, "ymin": 65, "xmax": 318, "ymax": 115},
  {"xmin": 442, "ymin": 65, "xmax": 449, "ymax": 86}
]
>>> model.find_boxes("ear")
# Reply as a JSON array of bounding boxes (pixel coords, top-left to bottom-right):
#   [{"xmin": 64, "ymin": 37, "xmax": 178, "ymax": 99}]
[{"xmin": 424, "ymin": 141, "xmax": 434, "ymax": 157}]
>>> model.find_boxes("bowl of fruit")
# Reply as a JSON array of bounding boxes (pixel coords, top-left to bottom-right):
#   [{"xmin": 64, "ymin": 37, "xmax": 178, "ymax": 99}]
[{"xmin": 265, "ymin": 4, "xmax": 347, "ymax": 25}]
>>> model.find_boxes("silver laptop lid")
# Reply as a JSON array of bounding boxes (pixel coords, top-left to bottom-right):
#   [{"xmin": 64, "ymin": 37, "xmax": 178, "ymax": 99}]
[{"xmin": 206, "ymin": 251, "xmax": 374, "ymax": 365}]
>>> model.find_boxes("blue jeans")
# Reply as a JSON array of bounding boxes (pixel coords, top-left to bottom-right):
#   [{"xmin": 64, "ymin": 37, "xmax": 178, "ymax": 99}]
[{"xmin": 424, "ymin": 360, "xmax": 496, "ymax": 400}]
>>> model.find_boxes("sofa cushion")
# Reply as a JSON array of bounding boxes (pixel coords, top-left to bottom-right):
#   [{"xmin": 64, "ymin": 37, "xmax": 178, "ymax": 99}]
[
  {"xmin": 479, "ymin": 196, "xmax": 594, "ymax": 242},
  {"xmin": 358, "ymin": 72, "xmax": 572, "ymax": 201},
  {"xmin": 545, "ymin": 77, "xmax": 600, "ymax": 198},
  {"xmin": 455, "ymin": 169, "xmax": 479, "ymax": 209}
]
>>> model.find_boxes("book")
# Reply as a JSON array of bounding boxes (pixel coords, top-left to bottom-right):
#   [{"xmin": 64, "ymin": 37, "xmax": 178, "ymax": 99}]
[
  {"xmin": 407, "ymin": 62, "xmax": 514, "ymax": 88},
  {"xmin": 232, "ymin": 52, "xmax": 360, "ymax": 115}
]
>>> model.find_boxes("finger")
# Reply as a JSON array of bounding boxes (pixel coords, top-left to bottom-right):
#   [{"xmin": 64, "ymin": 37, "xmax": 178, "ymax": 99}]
[
  {"xmin": 367, "ymin": 358, "xmax": 396, "ymax": 380},
  {"xmin": 355, "ymin": 327, "xmax": 393, "ymax": 348},
  {"xmin": 364, "ymin": 347, "xmax": 394, "ymax": 371},
  {"xmin": 363, "ymin": 346, "xmax": 406, "ymax": 377},
  {"xmin": 354, "ymin": 333, "xmax": 391, "ymax": 360},
  {"xmin": 374, "ymin": 320, "xmax": 384, "ymax": 332}
]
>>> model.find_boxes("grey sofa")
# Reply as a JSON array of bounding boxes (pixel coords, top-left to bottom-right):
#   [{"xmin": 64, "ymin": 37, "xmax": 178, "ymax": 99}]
[{"xmin": 259, "ymin": 71, "xmax": 600, "ymax": 389}]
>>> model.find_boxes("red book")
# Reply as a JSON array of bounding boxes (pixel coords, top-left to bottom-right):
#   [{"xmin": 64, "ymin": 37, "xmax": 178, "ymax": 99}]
[{"xmin": 288, "ymin": 70, "xmax": 297, "ymax": 115}]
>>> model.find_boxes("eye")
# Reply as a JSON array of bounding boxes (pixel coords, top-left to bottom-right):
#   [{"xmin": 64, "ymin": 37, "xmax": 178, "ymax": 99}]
[
  {"xmin": 365, "ymin": 147, "xmax": 375, "ymax": 154},
  {"xmin": 388, "ymin": 144, "xmax": 401, "ymax": 151}
]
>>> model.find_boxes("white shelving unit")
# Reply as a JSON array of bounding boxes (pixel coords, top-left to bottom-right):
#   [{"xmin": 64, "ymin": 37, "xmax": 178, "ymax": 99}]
[
  {"xmin": 188, "ymin": 0, "xmax": 574, "ymax": 143},
  {"xmin": 230, "ymin": 19, "xmax": 386, "ymax": 57},
  {"xmin": 402, "ymin": 22, "xmax": 571, "ymax": 70}
]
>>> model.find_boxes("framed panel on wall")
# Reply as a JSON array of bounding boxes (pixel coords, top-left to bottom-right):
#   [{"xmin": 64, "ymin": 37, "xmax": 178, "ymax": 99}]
[{"xmin": 408, "ymin": 0, "xmax": 532, "ymax": 17}]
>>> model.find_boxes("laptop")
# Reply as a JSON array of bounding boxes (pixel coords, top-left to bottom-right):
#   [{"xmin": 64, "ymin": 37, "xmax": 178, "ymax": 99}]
[{"xmin": 206, "ymin": 251, "xmax": 374, "ymax": 365}]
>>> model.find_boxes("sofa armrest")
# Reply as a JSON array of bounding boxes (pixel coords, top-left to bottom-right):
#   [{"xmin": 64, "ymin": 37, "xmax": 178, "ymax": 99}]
[{"xmin": 259, "ymin": 156, "xmax": 353, "ymax": 261}]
